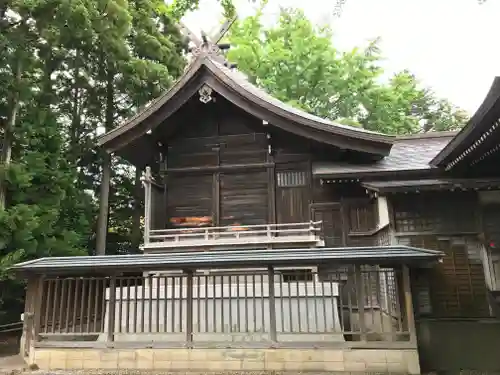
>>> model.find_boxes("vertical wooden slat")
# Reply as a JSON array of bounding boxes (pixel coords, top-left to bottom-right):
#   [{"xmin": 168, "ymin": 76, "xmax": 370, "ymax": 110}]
[
  {"xmin": 79, "ymin": 279, "xmax": 86, "ymax": 333},
  {"xmin": 107, "ymin": 276, "xmax": 116, "ymax": 342},
  {"xmin": 43, "ymin": 279, "xmax": 52, "ymax": 334},
  {"xmin": 118, "ymin": 278, "xmax": 123, "ymax": 333},
  {"xmin": 354, "ymin": 265, "xmax": 367, "ymax": 341},
  {"xmin": 64, "ymin": 280, "xmax": 71, "ymax": 333},
  {"xmin": 268, "ymin": 266, "xmax": 277, "ymax": 342},
  {"xmin": 59, "ymin": 279, "xmax": 67, "ymax": 333},
  {"xmin": 133, "ymin": 278, "xmax": 138, "ymax": 333},
  {"xmin": 51, "ymin": 279, "xmax": 59, "ymax": 333},
  {"xmin": 141, "ymin": 277, "xmax": 146, "ymax": 333},
  {"xmin": 163, "ymin": 275, "xmax": 168, "ymax": 333},
  {"xmin": 86, "ymin": 279, "xmax": 93, "ymax": 333},
  {"xmin": 33, "ymin": 276, "xmax": 45, "ymax": 340},
  {"xmin": 92, "ymin": 279, "xmax": 99, "ymax": 332},
  {"xmin": 185, "ymin": 270, "xmax": 194, "ymax": 346},
  {"xmin": 148, "ymin": 274, "xmax": 153, "ymax": 333},
  {"xmin": 402, "ymin": 265, "xmax": 417, "ymax": 343},
  {"xmin": 100, "ymin": 278, "xmax": 107, "ymax": 332},
  {"xmin": 72, "ymin": 278, "xmax": 80, "ymax": 333},
  {"xmin": 156, "ymin": 275, "xmax": 160, "ymax": 333},
  {"xmin": 126, "ymin": 278, "xmax": 131, "ymax": 333}
]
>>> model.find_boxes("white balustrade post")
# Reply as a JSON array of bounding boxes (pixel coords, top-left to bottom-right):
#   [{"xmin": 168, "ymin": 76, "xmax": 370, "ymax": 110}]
[{"xmin": 142, "ymin": 166, "xmax": 152, "ymax": 245}]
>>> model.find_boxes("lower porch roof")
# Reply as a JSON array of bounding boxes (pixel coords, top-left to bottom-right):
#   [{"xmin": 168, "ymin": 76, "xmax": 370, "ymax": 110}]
[
  {"xmin": 362, "ymin": 178, "xmax": 500, "ymax": 193},
  {"xmin": 12, "ymin": 246, "xmax": 443, "ymax": 276}
]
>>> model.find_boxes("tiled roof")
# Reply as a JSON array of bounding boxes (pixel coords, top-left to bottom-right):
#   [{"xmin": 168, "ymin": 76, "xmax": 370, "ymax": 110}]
[{"xmin": 313, "ymin": 132, "xmax": 456, "ymax": 178}]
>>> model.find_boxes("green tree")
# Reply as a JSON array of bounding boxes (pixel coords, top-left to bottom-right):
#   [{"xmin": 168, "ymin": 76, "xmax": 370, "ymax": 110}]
[
  {"xmin": 226, "ymin": 6, "xmax": 469, "ymax": 134},
  {"xmin": 0, "ymin": 0, "xmax": 220, "ymax": 322}
]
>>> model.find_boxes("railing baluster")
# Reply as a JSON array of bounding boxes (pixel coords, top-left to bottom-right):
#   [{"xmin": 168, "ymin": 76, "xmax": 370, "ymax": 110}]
[
  {"xmin": 72, "ymin": 278, "xmax": 80, "ymax": 333},
  {"xmin": 268, "ymin": 266, "xmax": 277, "ymax": 342},
  {"xmin": 185, "ymin": 270, "xmax": 194, "ymax": 346},
  {"xmin": 44, "ymin": 280, "xmax": 52, "ymax": 334},
  {"xmin": 107, "ymin": 276, "xmax": 116, "ymax": 342}
]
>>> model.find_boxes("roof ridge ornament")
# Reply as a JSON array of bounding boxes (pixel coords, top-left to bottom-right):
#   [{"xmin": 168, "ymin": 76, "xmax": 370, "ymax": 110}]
[{"xmin": 178, "ymin": 16, "xmax": 238, "ymax": 68}]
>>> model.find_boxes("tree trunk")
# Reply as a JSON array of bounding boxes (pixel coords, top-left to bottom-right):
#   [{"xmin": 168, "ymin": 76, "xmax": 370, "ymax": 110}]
[
  {"xmin": 0, "ymin": 62, "xmax": 22, "ymax": 210},
  {"xmin": 95, "ymin": 66, "xmax": 114, "ymax": 255},
  {"xmin": 96, "ymin": 151, "xmax": 111, "ymax": 255}
]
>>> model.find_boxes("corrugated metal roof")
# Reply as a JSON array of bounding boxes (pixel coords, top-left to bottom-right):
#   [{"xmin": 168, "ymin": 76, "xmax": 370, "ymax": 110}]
[
  {"xmin": 312, "ymin": 133, "xmax": 455, "ymax": 177},
  {"xmin": 12, "ymin": 246, "xmax": 443, "ymax": 275}
]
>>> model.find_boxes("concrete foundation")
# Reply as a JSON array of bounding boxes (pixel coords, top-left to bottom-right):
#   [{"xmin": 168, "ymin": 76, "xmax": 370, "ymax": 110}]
[{"xmin": 29, "ymin": 347, "xmax": 420, "ymax": 374}]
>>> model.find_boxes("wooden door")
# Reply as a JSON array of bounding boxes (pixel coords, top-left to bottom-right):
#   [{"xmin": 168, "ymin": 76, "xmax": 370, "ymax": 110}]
[
  {"xmin": 312, "ymin": 204, "xmax": 345, "ymax": 247},
  {"xmin": 219, "ymin": 170, "xmax": 268, "ymax": 226},
  {"xmin": 275, "ymin": 168, "xmax": 309, "ymax": 224},
  {"xmin": 166, "ymin": 174, "xmax": 214, "ymax": 228}
]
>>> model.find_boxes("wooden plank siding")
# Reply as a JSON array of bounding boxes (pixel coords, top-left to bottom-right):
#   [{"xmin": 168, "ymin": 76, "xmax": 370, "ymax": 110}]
[
  {"xmin": 220, "ymin": 171, "xmax": 268, "ymax": 226},
  {"xmin": 390, "ymin": 192, "xmax": 490, "ymax": 318},
  {"xmin": 155, "ymin": 99, "xmax": 380, "ymax": 250}
]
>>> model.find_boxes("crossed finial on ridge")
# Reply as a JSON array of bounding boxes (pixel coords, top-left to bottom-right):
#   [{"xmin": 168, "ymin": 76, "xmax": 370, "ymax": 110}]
[{"xmin": 177, "ymin": 16, "xmax": 237, "ymax": 68}]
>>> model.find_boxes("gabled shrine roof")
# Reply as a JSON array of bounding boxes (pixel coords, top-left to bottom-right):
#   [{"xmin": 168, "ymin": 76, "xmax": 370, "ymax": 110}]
[
  {"xmin": 313, "ymin": 131, "xmax": 456, "ymax": 178},
  {"xmin": 431, "ymin": 77, "xmax": 500, "ymax": 171},
  {"xmin": 97, "ymin": 56, "xmax": 394, "ymax": 159}
]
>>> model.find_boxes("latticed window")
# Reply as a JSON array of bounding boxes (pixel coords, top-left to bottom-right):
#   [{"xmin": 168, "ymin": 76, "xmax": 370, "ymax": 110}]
[{"xmin": 276, "ymin": 171, "xmax": 307, "ymax": 187}]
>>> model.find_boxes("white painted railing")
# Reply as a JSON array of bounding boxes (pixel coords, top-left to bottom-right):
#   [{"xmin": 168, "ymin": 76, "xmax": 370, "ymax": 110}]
[{"xmin": 145, "ymin": 221, "xmax": 323, "ymax": 249}]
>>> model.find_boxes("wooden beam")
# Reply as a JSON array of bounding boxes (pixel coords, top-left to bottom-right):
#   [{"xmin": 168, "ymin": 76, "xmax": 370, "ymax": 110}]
[
  {"xmin": 211, "ymin": 16, "xmax": 237, "ymax": 44},
  {"xmin": 166, "ymin": 162, "xmax": 274, "ymax": 174}
]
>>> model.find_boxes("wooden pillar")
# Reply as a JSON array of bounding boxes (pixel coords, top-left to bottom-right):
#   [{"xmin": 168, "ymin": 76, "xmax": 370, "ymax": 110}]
[
  {"xmin": 267, "ymin": 266, "xmax": 277, "ymax": 342},
  {"xmin": 354, "ymin": 265, "xmax": 367, "ymax": 341},
  {"xmin": 96, "ymin": 152, "xmax": 111, "ymax": 255},
  {"xmin": 107, "ymin": 276, "xmax": 117, "ymax": 342},
  {"xmin": 33, "ymin": 276, "xmax": 45, "ymax": 341},
  {"xmin": 185, "ymin": 270, "xmax": 194, "ymax": 346},
  {"xmin": 143, "ymin": 167, "xmax": 152, "ymax": 244},
  {"xmin": 266, "ymin": 133, "xmax": 276, "ymax": 225},
  {"xmin": 21, "ymin": 276, "xmax": 39, "ymax": 358},
  {"xmin": 402, "ymin": 264, "xmax": 417, "ymax": 344}
]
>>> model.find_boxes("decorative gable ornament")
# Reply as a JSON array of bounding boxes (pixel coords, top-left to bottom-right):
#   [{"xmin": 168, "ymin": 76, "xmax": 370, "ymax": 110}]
[
  {"xmin": 198, "ymin": 85, "xmax": 213, "ymax": 104},
  {"xmin": 178, "ymin": 17, "xmax": 237, "ymax": 67}
]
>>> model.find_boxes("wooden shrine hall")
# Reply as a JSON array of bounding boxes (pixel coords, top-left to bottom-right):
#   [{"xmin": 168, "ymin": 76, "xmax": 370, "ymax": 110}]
[{"xmin": 12, "ymin": 26, "xmax": 500, "ymax": 374}]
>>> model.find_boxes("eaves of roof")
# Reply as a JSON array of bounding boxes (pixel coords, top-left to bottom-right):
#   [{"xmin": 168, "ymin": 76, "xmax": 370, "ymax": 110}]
[
  {"xmin": 12, "ymin": 246, "xmax": 443, "ymax": 276},
  {"xmin": 97, "ymin": 56, "xmax": 394, "ymax": 157},
  {"xmin": 430, "ymin": 77, "xmax": 500, "ymax": 168}
]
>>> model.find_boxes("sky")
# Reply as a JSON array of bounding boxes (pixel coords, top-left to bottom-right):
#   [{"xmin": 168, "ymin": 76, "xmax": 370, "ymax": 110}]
[{"xmin": 183, "ymin": 0, "xmax": 500, "ymax": 115}]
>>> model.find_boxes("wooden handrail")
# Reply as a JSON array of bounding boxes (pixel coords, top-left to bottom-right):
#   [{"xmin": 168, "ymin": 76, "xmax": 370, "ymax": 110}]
[
  {"xmin": 149, "ymin": 228, "xmax": 322, "ymax": 241},
  {"xmin": 146, "ymin": 221, "xmax": 323, "ymax": 245},
  {"xmin": 150, "ymin": 221, "xmax": 322, "ymax": 234}
]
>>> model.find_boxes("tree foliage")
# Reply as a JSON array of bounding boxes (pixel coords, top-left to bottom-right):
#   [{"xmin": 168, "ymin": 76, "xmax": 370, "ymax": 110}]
[
  {"xmin": 226, "ymin": 6, "xmax": 469, "ymax": 134},
  {"xmin": 0, "ymin": 0, "xmax": 240, "ymax": 322}
]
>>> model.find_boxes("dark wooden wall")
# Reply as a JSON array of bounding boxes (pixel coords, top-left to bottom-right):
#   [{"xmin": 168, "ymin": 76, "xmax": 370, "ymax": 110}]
[
  {"xmin": 389, "ymin": 191, "xmax": 490, "ymax": 318},
  {"xmin": 162, "ymin": 97, "xmax": 273, "ymax": 229},
  {"xmin": 153, "ymin": 96, "xmax": 379, "ymax": 246}
]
